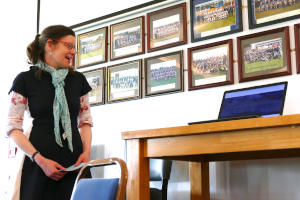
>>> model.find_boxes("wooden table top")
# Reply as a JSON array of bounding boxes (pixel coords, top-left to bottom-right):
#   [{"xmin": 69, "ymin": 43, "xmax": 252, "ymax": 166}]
[{"xmin": 122, "ymin": 114, "xmax": 300, "ymax": 140}]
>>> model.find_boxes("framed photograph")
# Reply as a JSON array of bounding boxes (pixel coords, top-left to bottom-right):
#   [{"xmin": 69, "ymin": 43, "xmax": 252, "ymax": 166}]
[
  {"xmin": 190, "ymin": 0, "xmax": 242, "ymax": 42},
  {"xmin": 76, "ymin": 27, "xmax": 108, "ymax": 68},
  {"xmin": 188, "ymin": 39, "xmax": 234, "ymax": 90},
  {"xmin": 107, "ymin": 60, "xmax": 142, "ymax": 103},
  {"xmin": 237, "ymin": 27, "xmax": 291, "ymax": 82},
  {"xmin": 110, "ymin": 17, "xmax": 145, "ymax": 61},
  {"xmin": 144, "ymin": 51, "xmax": 184, "ymax": 96},
  {"xmin": 295, "ymin": 23, "xmax": 300, "ymax": 73},
  {"xmin": 248, "ymin": 0, "xmax": 300, "ymax": 29},
  {"xmin": 83, "ymin": 68, "xmax": 105, "ymax": 106},
  {"xmin": 147, "ymin": 3, "xmax": 187, "ymax": 52}
]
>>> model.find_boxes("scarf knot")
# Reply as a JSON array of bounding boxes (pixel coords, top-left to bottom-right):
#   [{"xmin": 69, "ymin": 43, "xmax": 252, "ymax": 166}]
[
  {"xmin": 37, "ymin": 62, "xmax": 73, "ymax": 152},
  {"xmin": 52, "ymin": 72, "xmax": 66, "ymax": 88}
]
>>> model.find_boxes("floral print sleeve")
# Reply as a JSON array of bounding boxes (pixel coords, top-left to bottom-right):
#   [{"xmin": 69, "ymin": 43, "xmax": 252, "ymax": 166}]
[
  {"xmin": 78, "ymin": 94, "xmax": 93, "ymax": 128},
  {"xmin": 7, "ymin": 92, "xmax": 28, "ymax": 136}
]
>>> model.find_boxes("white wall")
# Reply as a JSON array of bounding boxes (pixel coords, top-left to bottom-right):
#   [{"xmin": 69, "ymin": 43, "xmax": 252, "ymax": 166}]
[
  {"xmin": 3, "ymin": 0, "xmax": 300, "ymax": 200},
  {"xmin": 39, "ymin": 0, "xmax": 153, "ymax": 31},
  {"xmin": 0, "ymin": 1, "xmax": 37, "ymax": 199}
]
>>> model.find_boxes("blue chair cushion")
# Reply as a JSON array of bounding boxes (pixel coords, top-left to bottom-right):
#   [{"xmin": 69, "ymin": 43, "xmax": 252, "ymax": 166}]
[{"xmin": 72, "ymin": 178, "xmax": 119, "ymax": 200}]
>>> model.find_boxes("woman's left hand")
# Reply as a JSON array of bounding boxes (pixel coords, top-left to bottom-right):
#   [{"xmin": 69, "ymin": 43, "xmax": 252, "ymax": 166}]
[{"xmin": 74, "ymin": 151, "xmax": 90, "ymax": 167}]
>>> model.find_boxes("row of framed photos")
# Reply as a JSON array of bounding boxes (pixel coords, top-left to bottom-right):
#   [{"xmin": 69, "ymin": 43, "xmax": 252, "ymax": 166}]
[
  {"xmin": 84, "ymin": 24, "xmax": 300, "ymax": 105},
  {"xmin": 76, "ymin": 0, "xmax": 300, "ymax": 69},
  {"xmin": 84, "ymin": 51, "xmax": 183, "ymax": 105},
  {"xmin": 76, "ymin": 3, "xmax": 186, "ymax": 68}
]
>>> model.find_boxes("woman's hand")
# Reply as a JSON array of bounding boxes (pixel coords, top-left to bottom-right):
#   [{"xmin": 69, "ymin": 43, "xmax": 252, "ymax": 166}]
[
  {"xmin": 74, "ymin": 150, "xmax": 90, "ymax": 167},
  {"xmin": 35, "ymin": 153, "xmax": 67, "ymax": 181}
]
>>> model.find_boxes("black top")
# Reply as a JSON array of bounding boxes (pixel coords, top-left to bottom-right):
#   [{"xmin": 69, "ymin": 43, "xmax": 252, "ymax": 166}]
[
  {"xmin": 9, "ymin": 66, "xmax": 92, "ymax": 200},
  {"xmin": 10, "ymin": 66, "xmax": 91, "ymax": 122}
]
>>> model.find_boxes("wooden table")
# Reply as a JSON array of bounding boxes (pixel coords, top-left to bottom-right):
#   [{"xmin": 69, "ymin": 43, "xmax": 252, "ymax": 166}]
[{"xmin": 122, "ymin": 114, "xmax": 300, "ymax": 200}]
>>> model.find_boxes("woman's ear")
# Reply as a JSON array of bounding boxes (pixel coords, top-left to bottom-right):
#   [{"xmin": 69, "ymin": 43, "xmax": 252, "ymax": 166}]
[
  {"xmin": 44, "ymin": 39, "xmax": 55, "ymax": 56},
  {"xmin": 45, "ymin": 39, "xmax": 54, "ymax": 52}
]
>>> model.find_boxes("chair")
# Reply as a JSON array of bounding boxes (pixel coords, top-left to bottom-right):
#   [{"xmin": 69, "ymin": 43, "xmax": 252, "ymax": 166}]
[
  {"xmin": 71, "ymin": 157, "xmax": 128, "ymax": 200},
  {"xmin": 150, "ymin": 159, "xmax": 172, "ymax": 200}
]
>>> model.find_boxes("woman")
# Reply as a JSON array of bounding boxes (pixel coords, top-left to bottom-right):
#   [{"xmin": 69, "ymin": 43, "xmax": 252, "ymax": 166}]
[{"xmin": 7, "ymin": 25, "xmax": 93, "ymax": 200}]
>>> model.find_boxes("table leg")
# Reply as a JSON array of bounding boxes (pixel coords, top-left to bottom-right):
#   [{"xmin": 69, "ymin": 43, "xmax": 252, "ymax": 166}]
[
  {"xmin": 190, "ymin": 162, "xmax": 210, "ymax": 200},
  {"xmin": 126, "ymin": 139, "xmax": 150, "ymax": 200}
]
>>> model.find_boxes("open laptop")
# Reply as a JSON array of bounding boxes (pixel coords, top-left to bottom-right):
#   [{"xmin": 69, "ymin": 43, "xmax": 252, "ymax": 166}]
[{"xmin": 188, "ymin": 81, "xmax": 288, "ymax": 125}]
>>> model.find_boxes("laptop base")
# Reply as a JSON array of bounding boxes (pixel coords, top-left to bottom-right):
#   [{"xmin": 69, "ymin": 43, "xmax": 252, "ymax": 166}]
[{"xmin": 188, "ymin": 115, "xmax": 260, "ymax": 125}]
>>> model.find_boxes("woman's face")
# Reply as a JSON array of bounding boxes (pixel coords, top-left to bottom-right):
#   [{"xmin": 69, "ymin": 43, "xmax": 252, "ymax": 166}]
[{"xmin": 46, "ymin": 35, "xmax": 76, "ymax": 69}]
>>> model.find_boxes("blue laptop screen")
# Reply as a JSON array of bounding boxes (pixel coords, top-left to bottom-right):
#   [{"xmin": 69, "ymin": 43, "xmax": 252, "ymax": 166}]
[{"xmin": 218, "ymin": 82, "xmax": 287, "ymax": 119}]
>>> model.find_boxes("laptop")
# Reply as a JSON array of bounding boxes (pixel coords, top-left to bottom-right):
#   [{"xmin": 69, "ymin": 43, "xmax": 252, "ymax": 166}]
[{"xmin": 188, "ymin": 81, "xmax": 288, "ymax": 125}]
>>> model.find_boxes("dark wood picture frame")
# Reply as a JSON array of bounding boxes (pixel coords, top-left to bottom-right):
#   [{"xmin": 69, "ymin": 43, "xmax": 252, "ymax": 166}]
[
  {"xmin": 107, "ymin": 59, "xmax": 142, "ymax": 103},
  {"xmin": 237, "ymin": 26, "xmax": 291, "ymax": 82},
  {"xmin": 248, "ymin": 0, "xmax": 300, "ymax": 29},
  {"xmin": 76, "ymin": 27, "xmax": 108, "ymax": 69},
  {"xmin": 83, "ymin": 67, "xmax": 106, "ymax": 106},
  {"xmin": 144, "ymin": 50, "xmax": 184, "ymax": 96},
  {"xmin": 295, "ymin": 23, "xmax": 300, "ymax": 73},
  {"xmin": 190, "ymin": 0, "xmax": 242, "ymax": 42},
  {"xmin": 110, "ymin": 17, "xmax": 145, "ymax": 61},
  {"xmin": 188, "ymin": 39, "xmax": 234, "ymax": 90},
  {"xmin": 147, "ymin": 3, "xmax": 187, "ymax": 52}
]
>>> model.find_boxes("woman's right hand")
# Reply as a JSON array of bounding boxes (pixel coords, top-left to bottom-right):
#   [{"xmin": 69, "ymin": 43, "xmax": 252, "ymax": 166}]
[
  {"xmin": 8, "ymin": 131, "xmax": 67, "ymax": 181},
  {"xmin": 34, "ymin": 153, "xmax": 67, "ymax": 181}
]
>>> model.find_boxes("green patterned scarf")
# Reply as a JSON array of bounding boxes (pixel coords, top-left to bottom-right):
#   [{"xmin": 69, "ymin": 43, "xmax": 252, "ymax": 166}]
[{"xmin": 37, "ymin": 61, "xmax": 73, "ymax": 152}]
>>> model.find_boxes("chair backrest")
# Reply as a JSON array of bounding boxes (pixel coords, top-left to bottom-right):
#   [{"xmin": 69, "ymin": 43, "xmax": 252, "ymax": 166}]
[
  {"xmin": 71, "ymin": 158, "xmax": 128, "ymax": 200},
  {"xmin": 150, "ymin": 159, "xmax": 172, "ymax": 182},
  {"xmin": 149, "ymin": 159, "xmax": 172, "ymax": 200}
]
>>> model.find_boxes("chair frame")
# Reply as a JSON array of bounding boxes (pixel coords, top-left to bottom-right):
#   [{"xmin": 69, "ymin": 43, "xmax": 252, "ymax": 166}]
[{"xmin": 73, "ymin": 157, "xmax": 128, "ymax": 200}]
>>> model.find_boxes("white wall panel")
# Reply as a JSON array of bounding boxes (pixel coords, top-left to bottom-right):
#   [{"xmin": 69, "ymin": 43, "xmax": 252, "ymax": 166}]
[
  {"xmin": 0, "ymin": 1, "xmax": 37, "ymax": 199},
  {"xmin": 40, "ymin": 0, "xmax": 152, "ymax": 30}
]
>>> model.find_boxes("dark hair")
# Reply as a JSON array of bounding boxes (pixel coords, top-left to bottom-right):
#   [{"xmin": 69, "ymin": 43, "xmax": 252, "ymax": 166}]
[{"xmin": 27, "ymin": 25, "xmax": 75, "ymax": 65}]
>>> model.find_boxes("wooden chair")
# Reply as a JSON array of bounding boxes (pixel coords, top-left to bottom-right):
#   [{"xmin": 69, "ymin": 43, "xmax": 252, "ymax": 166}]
[{"xmin": 71, "ymin": 158, "xmax": 128, "ymax": 200}]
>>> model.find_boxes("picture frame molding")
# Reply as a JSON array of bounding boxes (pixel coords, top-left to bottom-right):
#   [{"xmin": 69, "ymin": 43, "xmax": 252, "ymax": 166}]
[
  {"xmin": 107, "ymin": 59, "xmax": 143, "ymax": 103},
  {"xmin": 144, "ymin": 50, "xmax": 184, "ymax": 97},
  {"xmin": 83, "ymin": 67, "xmax": 106, "ymax": 106},
  {"xmin": 110, "ymin": 16, "xmax": 145, "ymax": 61},
  {"xmin": 190, "ymin": 0, "xmax": 243, "ymax": 42},
  {"xmin": 295, "ymin": 23, "xmax": 300, "ymax": 73},
  {"xmin": 248, "ymin": 0, "xmax": 300, "ymax": 29},
  {"xmin": 76, "ymin": 27, "xmax": 108, "ymax": 69},
  {"xmin": 188, "ymin": 39, "xmax": 234, "ymax": 91},
  {"xmin": 237, "ymin": 26, "xmax": 291, "ymax": 83},
  {"xmin": 146, "ymin": 3, "xmax": 187, "ymax": 52}
]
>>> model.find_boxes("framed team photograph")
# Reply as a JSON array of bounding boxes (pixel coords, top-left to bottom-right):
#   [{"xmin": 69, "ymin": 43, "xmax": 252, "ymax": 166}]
[
  {"xmin": 76, "ymin": 27, "xmax": 108, "ymax": 68},
  {"xmin": 248, "ymin": 0, "xmax": 300, "ymax": 29},
  {"xmin": 83, "ymin": 67, "xmax": 105, "ymax": 106},
  {"xmin": 190, "ymin": 0, "xmax": 242, "ymax": 42},
  {"xmin": 144, "ymin": 51, "xmax": 184, "ymax": 96},
  {"xmin": 237, "ymin": 26, "xmax": 291, "ymax": 82},
  {"xmin": 188, "ymin": 39, "xmax": 234, "ymax": 90},
  {"xmin": 107, "ymin": 60, "xmax": 142, "ymax": 103},
  {"xmin": 147, "ymin": 3, "xmax": 187, "ymax": 52},
  {"xmin": 295, "ymin": 23, "xmax": 300, "ymax": 73},
  {"xmin": 110, "ymin": 17, "xmax": 145, "ymax": 61}
]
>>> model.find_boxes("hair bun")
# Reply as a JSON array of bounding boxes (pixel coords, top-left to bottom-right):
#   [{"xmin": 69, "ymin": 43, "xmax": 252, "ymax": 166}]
[{"xmin": 35, "ymin": 34, "xmax": 41, "ymax": 40}]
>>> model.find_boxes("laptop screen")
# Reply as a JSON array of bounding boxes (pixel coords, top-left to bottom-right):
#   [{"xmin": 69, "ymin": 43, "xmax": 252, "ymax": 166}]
[{"xmin": 218, "ymin": 82, "xmax": 288, "ymax": 119}]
